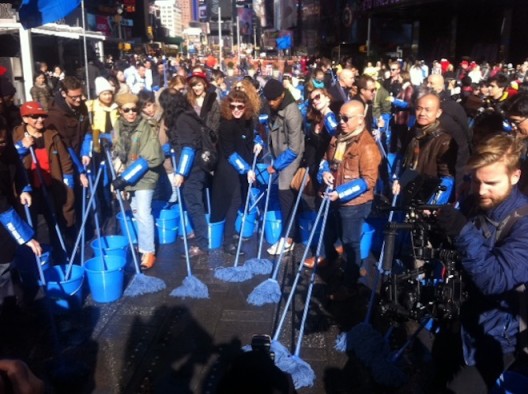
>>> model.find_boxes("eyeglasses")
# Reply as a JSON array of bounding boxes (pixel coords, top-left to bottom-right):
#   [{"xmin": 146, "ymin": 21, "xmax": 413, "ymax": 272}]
[
  {"xmin": 121, "ymin": 107, "xmax": 138, "ymax": 113},
  {"xmin": 67, "ymin": 94, "xmax": 83, "ymax": 101},
  {"xmin": 510, "ymin": 117, "xmax": 528, "ymax": 127},
  {"xmin": 338, "ymin": 114, "xmax": 362, "ymax": 123},
  {"xmin": 29, "ymin": 114, "xmax": 47, "ymax": 120},
  {"xmin": 310, "ymin": 94, "xmax": 322, "ymax": 101},
  {"xmin": 229, "ymin": 104, "xmax": 246, "ymax": 110},
  {"xmin": 368, "ymin": 88, "xmax": 377, "ymax": 92}
]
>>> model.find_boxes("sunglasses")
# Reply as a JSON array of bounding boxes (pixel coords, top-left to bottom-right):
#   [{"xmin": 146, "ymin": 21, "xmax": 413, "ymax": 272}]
[
  {"xmin": 310, "ymin": 94, "xmax": 322, "ymax": 101},
  {"xmin": 67, "ymin": 94, "xmax": 83, "ymax": 101},
  {"xmin": 29, "ymin": 114, "xmax": 47, "ymax": 120},
  {"xmin": 229, "ymin": 104, "xmax": 246, "ymax": 110},
  {"xmin": 234, "ymin": 85, "xmax": 243, "ymax": 91},
  {"xmin": 338, "ymin": 114, "xmax": 361, "ymax": 123},
  {"xmin": 121, "ymin": 107, "xmax": 138, "ymax": 113}
]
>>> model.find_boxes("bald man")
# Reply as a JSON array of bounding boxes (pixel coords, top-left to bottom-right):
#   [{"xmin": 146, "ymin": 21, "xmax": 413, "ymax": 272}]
[
  {"xmin": 427, "ymin": 75, "xmax": 470, "ymax": 195},
  {"xmin": 317, "ymin": 100, "xmax": 381, "ymax": 300},
  {"xmin": 328, "ymin": 68, "xmax": 355, "ymax": 114},
  {"xmin": 393, "ymin": 93, "xmax": 456, "ymax": 200}
]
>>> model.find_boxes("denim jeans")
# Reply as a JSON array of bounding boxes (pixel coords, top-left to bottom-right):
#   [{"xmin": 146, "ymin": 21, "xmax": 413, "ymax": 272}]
[
  {"xmin": 324, "ymin": 202, "xmax": 372, "ymax": 288},
  {"xmin": 131, "ymin": 189, "xmax": 155, "ymax": 254}
]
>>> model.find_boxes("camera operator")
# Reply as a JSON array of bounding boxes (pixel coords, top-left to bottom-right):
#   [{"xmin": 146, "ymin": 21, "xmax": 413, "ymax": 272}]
[{"xmin": 436, "ymin": 133, "xmax": 528, "ymax": 393}]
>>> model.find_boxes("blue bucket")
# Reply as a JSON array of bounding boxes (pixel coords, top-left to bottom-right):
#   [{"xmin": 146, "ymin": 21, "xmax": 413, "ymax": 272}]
[
  {"xmin": 91, "ymin": 235, "xmax": 129, "ymax": 260},
  {"xmin": 84, "ymin": 255, "xmax": 126, "ymax": 303},
  {"xmin": 44, "ymin": 264, "xmax": 84, "ymax": 313},
  {"xmin": 170, "ymin": 204, "xmax": 194, "ymax": 237},
  {"xmin": 14, "ymin": 244, "xmax": 52, "ymax": 287},
  {"xmin": 360, "ymin": 222, "xmax": 375, "ymax": 260},
  {"xmin": 299, "ymin": 211, "xmax": 322, "ymax": 246},
  {"xmin": 264, "ymin": 210, "xmax": 282, "ymax": 245},
  {"xmin": 235, "ymin": 209, "xmax": 258, "ymax": 238},
  {"xmin": 208, "ymin": 218, "xmax": 225, "ymax": 249},
  {"xmin": 155, "ymin": 219, "xmax": 178, "ymax": 244},
  {"xmin": 255, "ymin": 163, "xmax": 270, "ymax": 185},
  {"xmin": 116, "ymin": 211, "xmax": 138, "ymax": 244},
  {"xmin": 493, "ymin": 371, "xmax": 528, "ymax": 394}
]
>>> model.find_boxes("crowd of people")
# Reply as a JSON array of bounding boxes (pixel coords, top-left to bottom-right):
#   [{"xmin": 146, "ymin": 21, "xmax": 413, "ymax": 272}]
[{"xmin": 3, "ymin": 50, "xmax": 528, "ymax": 392}]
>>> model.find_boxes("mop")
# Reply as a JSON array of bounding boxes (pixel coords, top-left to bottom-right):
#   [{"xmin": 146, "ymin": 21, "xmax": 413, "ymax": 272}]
[
  {"xmin": 86, "ymin": 168, "xmax": 108, "ymax": 266},
  {"xmin": 247, "ymin": 167, "xmax": 310, "ymax": 306},
  {"xmin": 169, "ymin": 151, "xmax": 209, "ymax": 299},
  {"xmin": 243, "ymin": 159, "xmax": 275, "ymax": 276},
  {"xmin": 103, "ymin": 144, "xmax": 166, "ymax": 296},
  {"xmin": 270, "ymin": 193, "xmax": 331, "ymax": 389},
  {"xmin": 214, "ymin": 154, "xmax": 258, "ymax": 282}
]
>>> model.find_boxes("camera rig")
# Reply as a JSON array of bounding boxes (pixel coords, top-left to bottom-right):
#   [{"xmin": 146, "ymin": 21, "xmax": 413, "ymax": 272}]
[{"xmin": 377, "ymin": 203, "xmax": 466, "ymax": 324}]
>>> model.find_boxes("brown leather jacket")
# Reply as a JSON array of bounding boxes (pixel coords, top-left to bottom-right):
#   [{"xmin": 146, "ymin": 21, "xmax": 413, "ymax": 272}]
[{"xmin": 325, "ymin": 129, "xmax": 381, "ymax": 206}]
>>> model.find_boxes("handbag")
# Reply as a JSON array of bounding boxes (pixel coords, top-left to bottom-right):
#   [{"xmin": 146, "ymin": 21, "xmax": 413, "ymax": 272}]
[{"xmin": 290, "ymin": 167, "xmax": 316, "ymax": 196}]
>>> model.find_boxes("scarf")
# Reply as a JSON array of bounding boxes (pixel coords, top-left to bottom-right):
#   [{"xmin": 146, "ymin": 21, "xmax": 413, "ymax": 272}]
[
  {"xmin": 116, "ymin": 117, "xmax": 141, "ymax": 164},
  {"xmin": 404, "ymin": 120, "xmax": 442, "ymax": 170},
  {"xmin": 332, "ymin": 127, "xmax": 363, "ymax": 164}
]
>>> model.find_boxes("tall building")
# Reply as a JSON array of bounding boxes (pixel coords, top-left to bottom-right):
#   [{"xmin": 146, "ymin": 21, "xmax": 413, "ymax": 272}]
[
  {"xmin": 179, "ymin": 0, "xmax": 193, "ymax": 29},
  {"xmin": 155, "ymin": 0, "xmax": 183, "ymax": 38}
]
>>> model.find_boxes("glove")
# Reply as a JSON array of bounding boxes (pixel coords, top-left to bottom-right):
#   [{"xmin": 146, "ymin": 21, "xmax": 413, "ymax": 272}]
[
  {"xmin": 436, "ymin": 205, "xmax": 467, "ymax": 236},
  {"xmin": 100, "ymin": 137, "xmax": 112, "ymax": 151},
  {"xmin": 112, "ymin": 177, "xmax": 128, "ymax": 191}
]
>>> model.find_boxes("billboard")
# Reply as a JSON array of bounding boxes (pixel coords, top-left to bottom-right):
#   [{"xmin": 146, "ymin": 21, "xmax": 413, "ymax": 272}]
[{"xmin": 207, "ymin": 0, "xmax": 232, "ymax": 20}]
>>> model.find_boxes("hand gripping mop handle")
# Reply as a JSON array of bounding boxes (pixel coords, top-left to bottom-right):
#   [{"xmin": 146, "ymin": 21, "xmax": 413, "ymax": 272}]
[
  {"xmin": 28, "ymin": 146, "xmax": 68, "ymax": 255},
  {"xmin": 233, "ymin": 153, "xmax": 259, "ymax": 267},
  {"xmin": 273, "ymin": 191, "xmax": 330, "ymax": 341},
  {"xmin": 270, "ymin": 166, "xmax": 311, "ymax": 281},
  {"xmin": 103, "ymin": 146, "xmax": 142, "ymax": 274},
  {"xmin": 64, "ymin": 163, "xmax": 105, "ymax": 280},
  {"xmin": 255, "ymin": 159, "xmax": 274, "ymax": 260},
  {"xmin": 23, "ymin": 204, "xmax": 46, "ymax": 286},
  {"xmin": 170, "ymin": 150, "xmax": 193, "ymax": 277},
  {"xmin": 87, "ymin": 169, "xmax": 105, "ymax": 260}
]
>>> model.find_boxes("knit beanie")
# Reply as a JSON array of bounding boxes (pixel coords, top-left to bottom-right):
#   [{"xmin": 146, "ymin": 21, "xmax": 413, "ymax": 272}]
[
  {"xmin": 95, "ymin": 77, "xmax": 114, "ymax": 96},
  {"xmin": 263, "ymin": 79, "xmax": 284, "ymax": 100}
]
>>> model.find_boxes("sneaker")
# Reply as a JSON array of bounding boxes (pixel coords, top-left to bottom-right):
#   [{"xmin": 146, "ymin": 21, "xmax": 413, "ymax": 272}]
[
  {"xmin": 140, "ymin": 253, "xmax": 156, "ymax": 270},
  {"xmin": 303, "ymin": 256, "xmax": 328, "ymax": 269},
  {"xmin": 267, "ymin": 238, "xmax": 294, "ymax": 255}
]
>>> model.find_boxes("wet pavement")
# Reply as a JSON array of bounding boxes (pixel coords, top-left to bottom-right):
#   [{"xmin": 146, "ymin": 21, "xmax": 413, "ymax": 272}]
[{"xmin": 1, "ymin": 211, "xmax": 437, "ymax": 394}]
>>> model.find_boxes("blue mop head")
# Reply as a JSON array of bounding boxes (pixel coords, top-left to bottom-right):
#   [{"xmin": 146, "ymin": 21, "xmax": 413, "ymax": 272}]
[
  {"xmin": 170, "ymin": 275, "xmax": 209, "ymax": 299},
  {"xmin": 124, "ymin": 273, "xmax": 166, "ymax": 297},
  {"xmin": 271, "ymin": 340, "xmax": 315, "ymax": 389},
  {"xmin": 243, "ymin": 258, "xmax": 273, "ymax": 276},
  {"xmin": 214, "ymin": 266, "xmax": 253, "ymax": 282},
  {"xmin": 247, "ymin": 278, "xmax": 281, "ymax": 306}
]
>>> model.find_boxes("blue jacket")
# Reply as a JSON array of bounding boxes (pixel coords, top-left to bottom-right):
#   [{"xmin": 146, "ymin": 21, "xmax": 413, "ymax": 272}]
[{"xmin": 456, "ymin": 186, "xmax": 528, "ymax": 366}]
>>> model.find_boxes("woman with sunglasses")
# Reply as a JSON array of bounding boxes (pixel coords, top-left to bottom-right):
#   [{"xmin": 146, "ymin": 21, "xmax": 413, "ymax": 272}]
[
  {"xmin": 210, "ymin": 91, "xmax": 263, "ymax": 255},
  {"xmin": 12, "ymin": 101, "xmax": 75, "ymax": 252},
  {"xmin": 112, "ymin": 93, "xmax": 164, "ymax": 270}
]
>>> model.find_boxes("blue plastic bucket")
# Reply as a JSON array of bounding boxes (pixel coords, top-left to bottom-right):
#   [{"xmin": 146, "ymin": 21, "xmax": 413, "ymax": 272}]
[
  {"xmin": 255, "ymin": 163, "xmax": 270, "ymax": 185},
  {"xmin": 235, "ymin": 209, "xmax": 258, "ymax": 237},
  {"xmin": 116, "ymin": 211, "xmax": 138, "ymax": 244},
  {"xmin": 360, "ymin": 222, "xmax": 375, "ymax": 260},
  {"xmin": 155, "ymin": 218, "xmax": 178, "ymax": 244},
  {"xmin": 264, "ymin": 210, "xmax": 282, "ymax": 245},
  {"xmin": 91, "ymin": 235, "xmax": 129, "ymax": 260},
  {"xmin": 84, "ymin": 255, "xmax": 126, "ymax": 303},
  {"xmin": 170, "ymin": 204, "xmax": 194, "ymax": 237},
  {"xmin": 44, "ymin": 265, "xmax": 84, "ymax": 313},
  {"xmin": 14, "ymin": 244, "xmax": 52, "ymax": 287},
  {"xmin": 493, "ymin": 371, "xmax": 528, "ymax": 394},
  {"xmin": 299, "ymin": 211, "xmax": 322, "ymax": 246},
  {"xmin": 208, "ymin": 218, "xmax": 225, "ymax": 249}
]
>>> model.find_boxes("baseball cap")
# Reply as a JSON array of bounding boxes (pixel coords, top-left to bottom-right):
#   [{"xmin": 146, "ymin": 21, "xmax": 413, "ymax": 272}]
[{"xmin": 20, "ymin": 101, "xmax": 47, "ymax": 117}]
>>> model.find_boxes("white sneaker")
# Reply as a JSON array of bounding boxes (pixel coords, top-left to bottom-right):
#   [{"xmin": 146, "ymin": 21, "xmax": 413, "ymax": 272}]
[{"xmin": 267, "ymin": 238, "xmax": 295, "ymax": 255}]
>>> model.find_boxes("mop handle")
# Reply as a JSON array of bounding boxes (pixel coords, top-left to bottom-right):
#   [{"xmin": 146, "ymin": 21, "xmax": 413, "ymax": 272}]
[
  {"xmin": 248, "ymin": 190, "xmax": 265, "ymax": 213},
  {"xmin": 233, "ymin": 153, "xmax": 259, "ymax": 267},
  {"xmin": 272, "ymin": 195, "xmax": 330, "ymax": 342},
  {"xmin": 81, "ymin": 178, "xmax": 86, "ymax": 265},
  {"xmin": 87, "ymin": 168, "xmax": 105, "ymax": 260},
  {"xmin": 205, "ymin": 187, "xmax": 211, "ymax": 216},
  {"xmin": 23, "ymin": 204, "xmax": 46, "ymax": 286},
  {"xmin": 294, "ymin": 194, "xmax": 332, "ymax": 356},
  {"xmin": 255, "ymin": 159, "xmax": 274, "ymax": 260},
  {"xmin": 270, "ymin": 166, "xmax": 310, "ymax": 280},
  {"xmin": 64, "ymin": 163, "xmax": 104, "ymax": 280},
  {"xmin": 170, "ymin": 151, "xmax": 192, "ymax": 276},
  {"xmin": 28, "ymin": 145, "xmax": 68, "ymax": 255},
  {"xmin": 103, "ymin": 146, "xmax": 141, "ymax": 274}
]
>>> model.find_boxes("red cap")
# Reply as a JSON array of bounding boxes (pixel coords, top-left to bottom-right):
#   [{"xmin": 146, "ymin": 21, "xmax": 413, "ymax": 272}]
[
  {"xmin": 20, "ymin": 101, "xmax": 47, "ymax": 117},
  {"xmin": 187, "ymin": 71, "xmax": 208, "ymax": 84}
]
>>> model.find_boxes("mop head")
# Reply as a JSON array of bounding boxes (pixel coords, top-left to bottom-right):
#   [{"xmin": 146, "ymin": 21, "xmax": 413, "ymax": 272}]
[
  {"xmin": 214, "ymin": 265, "xmax": 253, "ymax": 282},
  {"xmin": 244, "ymin": 258, "xmax": 273, "ymax": 276},
  {"xmin": 170, "ymin": 275, "xmax": 209, "ymax": 299},
  {"xmin": 271, "ymin": 340, "xmax": 315, "ymax": 389},
  {"xmin": 247, "ymin": 278, "xmax": 281, "ymax": 306},
  {"xmin": 124, "ymin": 273, "xmax": 166, "ymax": 297}
]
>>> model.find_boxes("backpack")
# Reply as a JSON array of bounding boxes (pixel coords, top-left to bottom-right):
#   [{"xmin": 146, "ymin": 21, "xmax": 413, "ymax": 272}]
[{"xmin": 196, "ymin": 121, "xmax": 218, "ymax": 173}]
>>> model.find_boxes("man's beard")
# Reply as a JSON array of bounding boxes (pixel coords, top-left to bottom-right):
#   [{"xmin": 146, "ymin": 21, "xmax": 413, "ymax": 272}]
[{"xmin": 479, "ymin": 182, "xmax": 513, "ymax": 210}]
